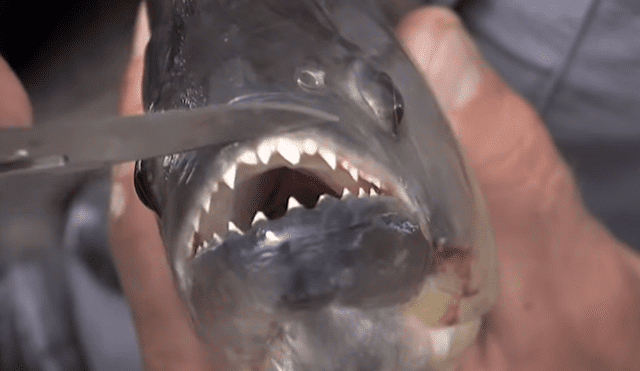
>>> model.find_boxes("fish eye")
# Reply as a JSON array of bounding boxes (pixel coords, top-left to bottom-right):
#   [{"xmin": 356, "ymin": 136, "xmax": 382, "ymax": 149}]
[
  {"xmin": 373, "ymin": 70, "xmax": 404, "ymax": 134},
  {"xmin": 352, "ymin": 62, "xmax": 404, "ymax": 135},
  {"xmin": 134, "ymin": 160, "xmax": 161, "ymax": 216},
  {"xmin": 295, "ymin": 66, "xmax": 326, "ymax": 91}
]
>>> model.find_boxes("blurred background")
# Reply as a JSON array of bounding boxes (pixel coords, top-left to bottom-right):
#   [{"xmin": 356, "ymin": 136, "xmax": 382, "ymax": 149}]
[
  {"xmin": 0, "ymin": 1, "xmax": 143, "ymax": 369},
  {"xmin": 1, "ymin": 0, "xmax": 638, "ymax": 369}
]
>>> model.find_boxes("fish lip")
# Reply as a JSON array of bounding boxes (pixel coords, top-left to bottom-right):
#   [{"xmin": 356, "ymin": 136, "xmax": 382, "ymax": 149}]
[{"xmin": 178, "ymin": 129, "xmax": 427, "ymax": 264}]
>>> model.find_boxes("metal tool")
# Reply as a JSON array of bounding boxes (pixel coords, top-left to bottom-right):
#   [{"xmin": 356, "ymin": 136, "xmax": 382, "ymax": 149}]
[{"xmin": 0, "ymin": 103, "xmax": 337, "ymax": 176}]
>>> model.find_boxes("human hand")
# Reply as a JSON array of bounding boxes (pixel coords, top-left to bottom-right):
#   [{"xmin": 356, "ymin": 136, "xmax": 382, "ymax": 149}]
[
  {"xmin": 111, "ymin": 4, "xmax": 640, "ymax": 371},
  {"xmin": 396, "ymin": 6, "xmax": 640, "ymax": 370}
]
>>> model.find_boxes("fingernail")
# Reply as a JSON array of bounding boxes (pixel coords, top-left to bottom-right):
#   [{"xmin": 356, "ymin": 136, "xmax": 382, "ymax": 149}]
[
  {"xmin": 429, "ymin": 27, "xmax": 482, "ymax": 112},
  {"xmin": 132, "ymin": 1, "xmax": 150, "ymax": 58},
  {"xmin": 399, "ymin": 9, "xmax": 483, "ymax": 113}
]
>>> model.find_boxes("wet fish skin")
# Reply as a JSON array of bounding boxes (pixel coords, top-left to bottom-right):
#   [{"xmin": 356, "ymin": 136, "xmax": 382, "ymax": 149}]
[{"xmin": 134, "ymin": 1, "xmax": 488, "ymax": 370}]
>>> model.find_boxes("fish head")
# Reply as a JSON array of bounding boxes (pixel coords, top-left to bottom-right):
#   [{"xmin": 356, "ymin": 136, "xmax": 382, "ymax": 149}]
[{"xmin": 134, "ymin": 0, "xmax": 494, "ymax": 369}]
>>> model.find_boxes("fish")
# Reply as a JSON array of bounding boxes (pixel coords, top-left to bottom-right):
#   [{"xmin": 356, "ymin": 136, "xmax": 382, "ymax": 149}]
[{"xmin": 133, "ymin": 0, "xmax": 498, "ymax": 370}]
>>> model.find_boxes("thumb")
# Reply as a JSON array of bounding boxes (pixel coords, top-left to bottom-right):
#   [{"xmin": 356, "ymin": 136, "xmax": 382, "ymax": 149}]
[
  {"xmin": 397, "ymin": 7, "xmax": 583, "ymax": 235},
  {"xmin": 397, "ymin": 9, "xmax": 640, "ymax": 370}
]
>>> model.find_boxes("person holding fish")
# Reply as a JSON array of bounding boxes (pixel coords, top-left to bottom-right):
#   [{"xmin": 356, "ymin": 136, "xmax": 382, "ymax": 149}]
[{"xmin": 2, "ymin": 2, "xmax": 639, "ymax": 371}]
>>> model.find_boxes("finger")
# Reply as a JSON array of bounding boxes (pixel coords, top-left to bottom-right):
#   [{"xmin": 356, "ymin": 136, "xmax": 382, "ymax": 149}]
[
  {"xmin": 118, "ymin": 1, "xmax": 148, "ymax": 117},
  {"xmin": 110, "ymin": 3, "xmax": 217, "ymax": 369},
  {"xmin": 0, "ymin": 57, "xmax": 32, "ymax": 127}
]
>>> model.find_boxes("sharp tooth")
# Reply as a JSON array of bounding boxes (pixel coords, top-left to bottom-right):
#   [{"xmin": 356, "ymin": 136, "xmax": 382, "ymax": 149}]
[
  {"xmin": 202, "ymin": 192, "xmax": 212, "ymax": 213},
  {"xmin": 370, "ymin": 187, "xmax": 379, "ymax": 196},
  {"xmin": 252, "ymin": 211, "xmax": 267, "ymax": 225},
  {"xmin": 187, "ymin": 234, "xmax": 195, "ymax": 254},
  {"xmin": 238, "ymin": 149, "xmax": 258, "ymax": 165},
  {"xmin": 318, "ymin": 194, "xmax": 331, "ymax": 204},
  {"xmin": 368, "ymin": 176, "xmax": 382, "ymax": 189},
  {"xmin": 222, "ymin": 164, "xmax": 237, "ymax": 190},
  {"xmin": 318, "ymin": 149, "xmax": 337, "ymax": 170},
  {"xmin": 257, "ymin": 142, "xmax": 275, "ymax": 164},
  {"xmin": 287, "ymin": 197, "xmax": 302, "ymax": 210},
  {"xmin": 212, "ymin": 233, "xmax": 222, "ymax": 245},
  {"xmin": 192, "ymin": 212, "xmax": 201, "ymax": 232},
  {"xmin": 341, "ymin": 188, "xmax": 352, "ymax": 199},
  {"xmin": 349, "ymin": 167, "xmax": 358, "ymax": 182},
  {"xmin": 302, "ymin": 139, "xmax": 318, "ymax": 155},
  {"xmin": 228, "ymin": 221, "xmax": 243, "ymax": 235},
  {"xmin": 340, "ymin": 159, "xmax": 359, "ymax": 182},
  {"xmin": 277, "ymin": 139, "xmax": 301, "ymax": 165},
  {"xmin": 265, "ymin": 230, "xmax": 279, "ymax": 244},
  {"xmin": 358, "ymin": 188, "xmax": 366, "ymax": 197}
]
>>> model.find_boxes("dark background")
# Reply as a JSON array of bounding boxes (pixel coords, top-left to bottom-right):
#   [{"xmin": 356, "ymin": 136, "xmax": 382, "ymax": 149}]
[{"xmin": 0, "ymin": 0, "xmax": 139, "ymax": 125}]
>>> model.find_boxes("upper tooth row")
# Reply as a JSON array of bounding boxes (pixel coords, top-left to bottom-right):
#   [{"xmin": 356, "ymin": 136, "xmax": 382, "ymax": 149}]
[
  {"xmin": 256, "ymin": 137, "xmax": 317, "ymax": 166},
  {"xmin": 258, "ymin": 137, "xmax": 325, "ymax": 165},
  {"xmin": 218, "ymin": 137, "xmax": 381, "ymax": 190}
]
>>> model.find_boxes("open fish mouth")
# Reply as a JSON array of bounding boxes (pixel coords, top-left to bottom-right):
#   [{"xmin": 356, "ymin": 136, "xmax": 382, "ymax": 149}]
[
  {"xmin": 187, "ymin": 130, "xmax": 423, "ymax": 262},
  {"xmin": 180, "ymin": 130, "xmax": 435, "ymax": 366}
]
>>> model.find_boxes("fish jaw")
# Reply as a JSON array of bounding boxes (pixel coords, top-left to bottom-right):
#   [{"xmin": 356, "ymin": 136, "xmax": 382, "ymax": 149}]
[{"xmin": 141, "ymin": 125, "xmax": 439, "ymax": 370}]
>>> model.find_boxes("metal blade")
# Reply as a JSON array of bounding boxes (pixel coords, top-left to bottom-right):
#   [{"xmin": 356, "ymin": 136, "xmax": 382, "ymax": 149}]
[{"xmin": 0, "ymin": 103, "xmax": 338, "ymax": 175}]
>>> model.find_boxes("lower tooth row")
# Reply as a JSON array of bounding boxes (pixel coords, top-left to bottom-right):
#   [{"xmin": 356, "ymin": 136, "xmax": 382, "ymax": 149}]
[
  {"xmin": 194, "ymin": 184, "xmax": 383, "ymax": 253},
  {"xmin": 342, "ymin": 187, "xmax": 379, "ymax": 198}
]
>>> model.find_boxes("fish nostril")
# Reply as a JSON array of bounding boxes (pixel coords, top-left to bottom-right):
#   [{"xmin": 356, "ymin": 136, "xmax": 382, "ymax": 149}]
[
  {"xmin": 295, "ymin": 63, "xmax": 326, "ymax": 92},
  {"xmin": 296, "ymin": 68, "xmax": 325, "ymax": 91}
]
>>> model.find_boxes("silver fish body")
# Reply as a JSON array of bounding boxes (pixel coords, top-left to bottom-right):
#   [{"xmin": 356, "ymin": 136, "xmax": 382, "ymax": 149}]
[{"xmin": 134, "ymin": 1, "xmax": 498, "ymax": 370}]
